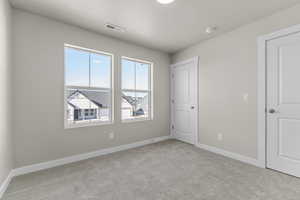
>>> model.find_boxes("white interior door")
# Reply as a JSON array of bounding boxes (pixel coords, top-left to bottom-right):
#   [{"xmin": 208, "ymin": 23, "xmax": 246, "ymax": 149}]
[
  {"xmin": 267, "ymin": 31, "xmax": 300, "ymax": 177},
  {"xmin": 171, "ymin": 57, "xmax": 198, "ymax": 145}
]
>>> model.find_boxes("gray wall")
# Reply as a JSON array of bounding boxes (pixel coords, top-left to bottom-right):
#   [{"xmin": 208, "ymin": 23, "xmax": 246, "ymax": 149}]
[
  {"xmin": 12, "ymin": 9, "xmax": 170, "ymax": 168},
  {"xmin": 0, "ymin": 0, "xmax": 13, "ymax": 185},
  {"xmin": 172, "ymin": 3, "xmax": 300, "ymax": 159}
]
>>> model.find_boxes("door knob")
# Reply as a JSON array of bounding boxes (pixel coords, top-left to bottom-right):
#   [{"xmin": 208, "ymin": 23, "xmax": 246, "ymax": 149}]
[
  {"xmin": 191, "ymin": 106, "xmax": 195, "ymax": 109},
  {"xmin": 269, "ymin": 109, "xmax": 276, "ymax": 114}
]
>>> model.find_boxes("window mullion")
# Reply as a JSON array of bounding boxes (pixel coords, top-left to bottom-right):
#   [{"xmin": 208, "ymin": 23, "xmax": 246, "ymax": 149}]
[
  {"xmin": 122, "ymin": 89, "xmax": 149, "ymax": 93},
  {"xmin": 89, "ymin": 53, "xmax": 91, "ymax": 87},
  {"xmin": 134, "ymin": 61, "xmax": 137, "ymax": 113},
  {"xmin": 66, "ymin": 85, "xmax": 111, "ymax": 90},
  {"xmin": 88, "ymin": 53, "xmax": 92, "ymax": 123},
  {"xmin": 134, "ymin": 61, "xmax": 137, "ymax": 91}
]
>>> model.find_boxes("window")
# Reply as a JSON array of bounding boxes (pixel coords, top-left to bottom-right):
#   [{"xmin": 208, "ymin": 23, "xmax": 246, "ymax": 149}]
[
  {"xmin": 64, "ymin": 44, "xmax": 113, "ymax": 128},
  {"xmin": 121, "ymin": 57, "xmax": 152, "ymax": 121}
]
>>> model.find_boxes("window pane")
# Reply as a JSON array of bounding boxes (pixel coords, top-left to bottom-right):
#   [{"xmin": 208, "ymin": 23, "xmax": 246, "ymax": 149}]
[
  {"xmin": 66, "ymin": 88, "xmax": 111, "ymax": 124},
  {"xmin": 136, "ymin": 63, "xmax": 149, "ymax": 90},
  {"xmin": 90, "ymin": 53, "xmax": 111, "ymax": 88},
  {"xmin": 135, "ymin": 92, "xmax": 149, "ymax": 118},
  {"xmin": 121, "ymin": 91, "xmax": 149, "ymax": 120},
  {"xmin": 121, "ymin": 91, "xmax": 136, "ymax": 120},
  {"xmin": 65, "ymin": 47, "xmax": 89, "ymax": 86},
  {"xmin": 122, "ymin": 59, "xmax": 135, "ymax": 90}
]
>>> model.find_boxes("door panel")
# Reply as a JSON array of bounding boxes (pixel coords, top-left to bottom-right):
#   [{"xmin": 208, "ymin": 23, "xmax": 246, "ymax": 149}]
[
  {"xmin": 174, "ymin": 68, "xmax": 189, "ymax": 104},
  {"xmin": 171, "ymin": 58, "xmax": 198, "ymax": 145},
  {"xmin": 174, "ymin": 109, "xmax": 190, "ymax": 133},
  {"xmin": 279, "ymin": 119, "xmax": 300, "ymax": 161},
  {"xmin": 279, "ymin": 45, "xmax": 300, "ymax": 104},
  {"xmin": 267, "ymin": 32, "xmax": 300, "ymax": 177}
]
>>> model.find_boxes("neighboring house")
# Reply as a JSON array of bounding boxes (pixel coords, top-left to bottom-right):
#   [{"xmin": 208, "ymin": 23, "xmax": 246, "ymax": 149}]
[
  {"xmin": 122, "ymin": 93, "xmax": 148, "ymax": 118},
  {"xmin": 67, "ymin": 90, "xmax": 148, "ymax": 122},
  {"xmin": 67, "ymin": 90, "xmax": 109, "ymax": 121}
]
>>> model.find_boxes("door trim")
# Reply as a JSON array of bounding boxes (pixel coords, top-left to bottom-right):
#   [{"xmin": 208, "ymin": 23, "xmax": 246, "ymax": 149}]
[
  {"xmin": 257, "ymin": 23, "xmax": 300, "ymax": 168},
  {"xmin": 170, "ymin": 56, "xmax": 199, "ymax": 145}
]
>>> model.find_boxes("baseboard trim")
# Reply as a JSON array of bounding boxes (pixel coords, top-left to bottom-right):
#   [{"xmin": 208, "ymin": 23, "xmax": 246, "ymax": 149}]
[
  {"xmin": 12, "ymin": 136, "xmax": 171, "ymax": 177},
  {"xmin": 0, "ymin": 171, "xmax": 14, "ymax": 199},
  {"xmin": 196, "ymin": 143, "xmax": 265, "ymax": 168}
]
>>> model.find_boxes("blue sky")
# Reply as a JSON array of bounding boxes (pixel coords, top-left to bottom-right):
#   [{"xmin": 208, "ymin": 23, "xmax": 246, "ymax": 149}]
[
  {"xmin": 65, "ymin": 47, "xmax": 110, "ymax": 88},
  {"xmin": 65, "ymin": 47, "xmax": 149, "ymax": 90},
  {"xmin": 121, "ymin": 58, "xmax": 149, "ymax": 90}
]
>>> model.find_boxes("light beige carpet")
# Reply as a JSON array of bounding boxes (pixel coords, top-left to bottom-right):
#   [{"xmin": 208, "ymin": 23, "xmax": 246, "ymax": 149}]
[{"xmin": 3, "ymin": 140, "xmax": 300, "ymax": 200}]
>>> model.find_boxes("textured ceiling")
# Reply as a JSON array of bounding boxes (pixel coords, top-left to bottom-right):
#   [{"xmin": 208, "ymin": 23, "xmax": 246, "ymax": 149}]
[{"xmin": 10, "ymin": 0, "xmax": 300, "ymax": 53}]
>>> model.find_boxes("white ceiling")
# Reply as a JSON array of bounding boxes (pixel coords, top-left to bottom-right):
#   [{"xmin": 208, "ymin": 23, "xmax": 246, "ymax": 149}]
[{"xmin": 9, "ymin": 0, "xmax": 300, "ymax": 53}]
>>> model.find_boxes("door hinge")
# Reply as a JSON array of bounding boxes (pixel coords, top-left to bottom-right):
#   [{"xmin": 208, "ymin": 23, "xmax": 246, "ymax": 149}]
[{"xmin": 172, "ymin": 125, "xmax": 174, "ymax": 129}]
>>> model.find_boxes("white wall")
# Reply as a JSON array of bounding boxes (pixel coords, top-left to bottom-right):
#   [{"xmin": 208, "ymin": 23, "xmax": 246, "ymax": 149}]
[
  {"xmin": 12, "ymin": 9, "xmax": 170, "ymax": 168},
  {"xmin": 0, "ymin": 0, "xmax": 13, "ymax": 185},
  {"xmin": 172, "ymin": 3, "xmax": 300, "ymax": 159}
]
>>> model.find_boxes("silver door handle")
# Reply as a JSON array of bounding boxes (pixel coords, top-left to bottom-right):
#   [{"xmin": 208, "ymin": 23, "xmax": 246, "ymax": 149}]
[{"xmin": 269, "ymin": 109, "xmax": 277, "ymax": 114}]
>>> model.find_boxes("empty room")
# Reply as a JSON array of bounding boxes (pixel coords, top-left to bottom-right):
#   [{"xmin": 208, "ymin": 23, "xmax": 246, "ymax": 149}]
[{"xmin": 1, "ymin": 0, "xmax": 300, "ymax": 199}]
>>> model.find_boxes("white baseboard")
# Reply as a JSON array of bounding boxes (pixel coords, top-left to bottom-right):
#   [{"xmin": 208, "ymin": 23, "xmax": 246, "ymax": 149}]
[
  {"xmin": 2, "ymin": 137, "xmax": 264, "ymax": 198},
  {"xmin": 12, "ymin": 136, "xmax": 171, "ymax": 177},
  {"xmin": 0, "ymin": 136, "xmax": 170, "ymax": 198},
  {"xmin": 196, "ymin": 143, "xmax": 265, "ymax": 168},
  {"xmin": 0, "ymin": 171, "xmax": 14, "ymax": 199}
]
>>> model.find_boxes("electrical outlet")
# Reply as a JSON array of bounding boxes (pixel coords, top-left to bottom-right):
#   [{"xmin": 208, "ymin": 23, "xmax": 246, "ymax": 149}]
[
  {"xmin": 217, "ymin": 133, "xmax": 223, "ymax": 141},
  {"xmin": 243, "ymin": 93, "xmax": 249, "ymax": 103},
  {"xmin": 109, "ymin": 132, "xmax": 114, "ymax": 140}
]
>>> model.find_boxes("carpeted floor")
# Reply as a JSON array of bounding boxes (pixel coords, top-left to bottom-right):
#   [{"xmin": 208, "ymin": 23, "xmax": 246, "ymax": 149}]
[{"xmin": 3, "ymin": 139, "xmax": 300, "ymax": 200}]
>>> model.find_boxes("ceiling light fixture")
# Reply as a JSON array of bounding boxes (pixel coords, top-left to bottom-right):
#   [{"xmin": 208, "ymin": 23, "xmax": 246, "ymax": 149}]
[{"xmin": 157, "ymin": 0, "xmax": 175, "ymax": 4}]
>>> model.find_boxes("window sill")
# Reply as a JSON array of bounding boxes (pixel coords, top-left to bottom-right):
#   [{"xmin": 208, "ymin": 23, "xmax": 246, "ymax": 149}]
[
  {"xmin": 122, "ymin": 117, "xmax": 152, "ymax": 124},
  {"xmin": 64, "ymin": 120, "xmax": 113, "ymax": 129}
]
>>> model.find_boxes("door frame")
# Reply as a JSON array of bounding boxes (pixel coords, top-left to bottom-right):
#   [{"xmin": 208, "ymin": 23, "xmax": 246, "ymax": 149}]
[
  {"xmin": 257, "ymin": 24, "xmax": 300, "ymax": 168},
  {"xmin": 170, "ymin": 56, "xmax": 199, "ymax": 145}
]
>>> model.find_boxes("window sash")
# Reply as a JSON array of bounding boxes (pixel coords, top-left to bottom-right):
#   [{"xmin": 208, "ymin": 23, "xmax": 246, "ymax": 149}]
[
  {"xmin": 65, "ymin": 46, "xmax": 112, "ymax": 88},
  {"xmin": 121, "ymin": 91, "xmax": 152, "ymax": 121},
  {"xmin": 64, "ymin": 44, "xmax": 113, "ymax": 128},
  {"xmin": 65, "ymin": 88, "xmax": 113, "ymax": 122},
  {"xmin": 66, "ymin": 85, "xmax": 111, "ymax": 92},
  {"xmin": 121, "ymin": 57, "xmax": 153, "ymax": 121},
  {"xmin": 121, "ymin": 58, "xmax": 151, "ymax": 91},
  {"xmin": 121, "ymin": 89, "xmax": 150, "ymax": 93},
  {"xmin": 122, "ymin": 56, "xmax": 152, "ymax": 66}
]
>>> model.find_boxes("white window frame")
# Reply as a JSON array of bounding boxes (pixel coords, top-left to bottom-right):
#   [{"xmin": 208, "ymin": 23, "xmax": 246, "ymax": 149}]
[
  {"xmin": 64, "ymin": 44, "xmax": 114, "ymax": 129},
  {"xmin": 121, "ymin": 56, "xmax": 153, "ymax": 123}
]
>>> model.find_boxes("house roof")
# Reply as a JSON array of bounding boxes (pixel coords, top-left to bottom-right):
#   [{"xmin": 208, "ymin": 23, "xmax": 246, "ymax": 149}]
[
  {"xmin": 122, "ymin": 93, "xmax": 148, "ymax": 106},
  {"xmin": 122, "ymin": 94, "xmax": 136, "ymax": 106},
  {"xmin": 67, "ymin": 90, "xmax": 110, "ymax": 109},
  {"xmin": 67, "ymin": 89, "xmax": 148, "ymax": 109}
]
